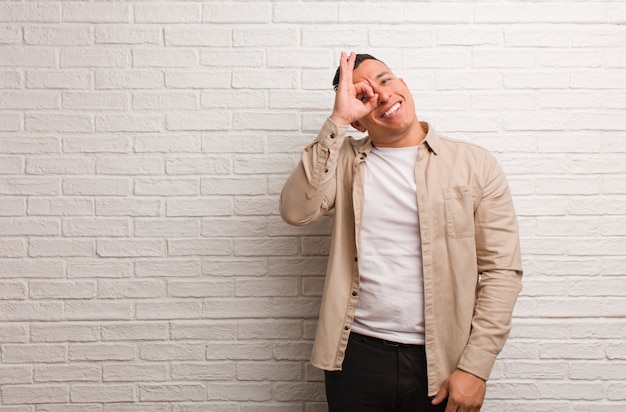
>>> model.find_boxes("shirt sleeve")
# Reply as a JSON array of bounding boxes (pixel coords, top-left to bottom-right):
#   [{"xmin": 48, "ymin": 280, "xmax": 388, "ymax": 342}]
[
  {"xmin": 279, "ymin": 118, "xmax": 349, "ymax": 226},
  {"xmin": 457, "ymin": 152, "xmax": 523, "ymax": 380}
]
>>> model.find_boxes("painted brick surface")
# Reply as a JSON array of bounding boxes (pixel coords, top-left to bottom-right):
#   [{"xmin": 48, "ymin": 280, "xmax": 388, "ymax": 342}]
[{"xmin": 0, "ymin": 1, "xmax": 625, "ymax": 410}]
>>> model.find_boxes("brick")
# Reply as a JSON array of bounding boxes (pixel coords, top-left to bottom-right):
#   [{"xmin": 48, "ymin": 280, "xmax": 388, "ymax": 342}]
[
  {"xmin": 170, "ymin": 321, "xmax": 237, "ymax": 340},
  {"xmin": 0, "ymin": 259, "xmax": 64, "ymax": 279},
  {"xmin": 96, "ymin": 198, "xmax": 160, "ymax": 217},
  {"xmin": 165, "ymin": 198, "xmax": 231, "ymax": 217},
  {"xmin": 133, "ymin": 49, "xmax": 197, "ymax": 68},
  {"xmin": 167, "ymin": 279, "xmax": 234, "ymax": 297},
  {"xmin": 96, "ymin": 114, "xmax": 162, "ymax": 132},
  {"xmin": 135, "ymin": 259, "xmax": 201, "ymax": 277},
  {"xmin": 204, "ymin": 3, "xmax": 271, "ymax": 23},
  {"xmin": 98, "ymin": 280, "xmax": 164, "ymax": 299},
  {"xmin": 26, "ymin": 70, "xmax": 91, "ymax": 89},
  {"xmin": 474, "ymin": 4, "xmax": 539, "ymax": 23},
  {"xmin": 2, "ymin": 384, "xmax": 69, "ymax": 404},
  {"xmin": 64, "ymin": 301, "xmax": 133, "ymax": 321},
  {"xmin": 25, "ymin": 26, "xmax": 91, "ymax": 45},
  {"xmin": 133, "ymin": 92, "xmax": 197, "ymax": 111},
  {"xmin": 0, "ymin": 70, "xmax": 22, "ymax": 88},
  {"xmin": 28, "ymin": 239, "xmax": 94, "ymax": 258},
  {"xmin": 63, "ymin": 178, "xmax": 131, "ymax": 196},
  {"xmin": 273, "ymin": 3, "xmax": 337, "ymax": 23},
  {"xmin": 26, "ymin": 114, "xmax": 93, "ymax": 133},
  {"xmin": 0, "ymin": 47, "xmax": 56, "ymax": 67},
  {"xmin": 139, "ymin": 343, "xmax": 205, "ymax": 361},
  {"xmin": 201, "ymin": 177, "xmax": 266, "ymax": 195},
  {"xmin": 63, "ymin": 135, "xmax": 131, "ymax": 154},
  {"xmin": 202, "ymin": 214, "xmax": 267, "ymax": 237},
  {"xmin": 0, "ymin": 155, "xmax": 22, "ymax": 174},
  {"xmin": 34, "ymin": 364, "xmax": 101, "ymax": 382},
  {"xmin": 62, "ymin": 3, "xmax": 130, "ymax": 23},
  {"xmin": 61, "ymin": 49, "xmax": 129, "ymax": 68},
  {"xmin": 0, "ymin": 112, "xmax": 20, "ymax": 131},
  {"xmin": 165, "ymin": 156, "xmax": 231, "ymax": 175},
  {"xmin": 30, "ymin": 323, "xmax": 99, "ymax": 343},
  {"xmin": 235, "ymin": 278, "xmax": 298, "ymax": 297},
  {"xmin": 206, "ymin": 382, "xmax": 271, "ymax": 401},
  {"xmin": 97, "ymin": 239, "xmax": 163, "ymax": 257},
  {"xmin": 206, "ymin": 341, "xmax": 273, "ymax": 361},
  {"xmin": 302, "ymin": 27, "xmax": 366, "ymax": 47},
  {"xmin": 0, "ymin": 239, "xmax": 26, "ymax": 257},
  {"xmin": 203, "ymin": 298, "xmax": 272, "ymax": 319},
  {"xmin": 2, "ymin": 344, "xmax": 66, "ymax": 363},
  {"xmin": 0, "ymin": 197, "xmax": 26, "ymax": 217},
  {"xmin": 237, "ymin": 361, "xmax": 301, "ymax": 381},
  {"xmin": 539, "ymin": 3, "xmax": 607, "ymax": 23},
  {"xmin": 166, "ymin": 112, "xmax": 230, "ymax": 131},
  {"xmin": 95, "ymin": 25, "xmax": 159, "ymax": 45},
  {"xmin": 0, "ymin": 280, "xmax": 27, "ymax": 299},
  {"xmin": 201, "ymin": 90, "xmax": 267, "ymax": 109},
  {"xmin": 165, "ymin": 26, "xmax": 231, "ymax": 47},
  {"xmin": 139, "ymin": 384, "xmax": 205, "ymax": 402},
  {"xmin": 70, "ymin": 384, "xmax": 135, "ymax": 403},
  {"xmin": 96, "ymin": 156, "xmax": 164, "ymax": 175},
  {"xmin": 232, "ymin": 69, "xmax": 297, "ymax": 89},
  {"xmin": 436, "ymin": 71, "xmax": 502, "ymax": 90},
  {"xmin": 134, "ymin": 178, "xmax": 199, "ymax": 196},
  {"xmin": 26, "ymin": 156, "xmax": 95, "ymax": 174},
  {"xmin": 135, "ymin": 3, "xmax": 201, "ymax": 23},
  {"xmin": 136, "ymin": 301, "xmax": 203, "ymax": 320},
  {"xmin": 165, "ymin": 70, "xmax": 230, "ymax": 88},
  {"xmin": 0, "ymin": 365, "xmax": 32, "ymax": 384},
  {"xmin": 62, "ymin": 92, "xmax": 128, "ymax": 111},
  {"xmin": 69, "ymin": 344, "xmax": 134, "ymax": 361},
  {"xmin": 67, "ymin": 260, "xmax": 132, "ymax": 278},
  {"xmin": 100, "ymin": 322, "xmax": 168, "ymax": 341},
  {"xmin": 134, "ymin": 135, "xmax": 199, "ymax": 153},
  {"xmin": 234, "ymin": 238, "xmax": 299, "ymax": 257},
  {"xmin": 0, "ymin": 217, "xmax": 60, "ymax": 235},
  {"xmin": 96, "ymin": 70, "xmax": 162, "ymax": 89},
  {"xmin": 0, "ymin": 91, "xmax": 59, "ymax": 109},
  {"xmin": 137, "ymin": 218, "xmax": 203, "ymax": 241},
  {"xmin": 30, "ymin": 280, "xmax": 96, "ymax": 298},
  {"xmin": 200, "ymin": 50, "xmax": 264, "ymax": 67},
  {"xmin": 103, "ymin": 363, "xmax": 168, "ymax": 382},
  {"xmin": 170, "ymin": 362, "xmax": 235, "ymax": 381},
  {"xmin": 237, "ymin": 321, "xmax": 302, "ymax": 340},
  {"xmin": 234, "ymin": 112, "xmax": 299, "ymax": 131},
  {"xmin": 28, "ymin": 199, "xmax": 89, "ymax": 225},
  {"xmin": 63, "ymin": 218, "xmax": 130, "ymax": 237}
]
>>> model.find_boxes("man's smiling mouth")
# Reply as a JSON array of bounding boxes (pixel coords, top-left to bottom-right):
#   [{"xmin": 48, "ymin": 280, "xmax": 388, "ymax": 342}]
[{"xmin": 382, "ymin": 102, "xmax": 401, "ymax": 118}]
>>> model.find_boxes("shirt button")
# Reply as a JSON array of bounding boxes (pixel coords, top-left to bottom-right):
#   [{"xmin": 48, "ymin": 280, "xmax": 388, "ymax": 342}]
[
  {"xmin": 330, "ymin": 133, "xmax": 335, "ymax": 139},
  {"xmin": 352, "ymin": 291, "xmax": 357, "ymax": 297},
  {"xmin": 344, "ymin": 326, "xmax": 349, "ymax": 331}
]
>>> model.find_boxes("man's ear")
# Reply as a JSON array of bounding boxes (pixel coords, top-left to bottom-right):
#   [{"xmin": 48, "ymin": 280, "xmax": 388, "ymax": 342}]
[{"xmin": 351, "ymin": 121, "xmax": 366, "ymax": 133}]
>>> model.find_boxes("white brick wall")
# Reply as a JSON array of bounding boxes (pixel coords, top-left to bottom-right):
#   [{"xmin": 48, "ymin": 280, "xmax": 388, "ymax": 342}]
[{"xmin": 0, "ymin": 0, "xmax": 624, "ymax": 410}]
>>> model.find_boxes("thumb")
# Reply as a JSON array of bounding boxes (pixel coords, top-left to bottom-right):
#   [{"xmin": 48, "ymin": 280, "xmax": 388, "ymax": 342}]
[{"xmin": 431, "ymin": 381, "xmax": 449, "ymax": 405}]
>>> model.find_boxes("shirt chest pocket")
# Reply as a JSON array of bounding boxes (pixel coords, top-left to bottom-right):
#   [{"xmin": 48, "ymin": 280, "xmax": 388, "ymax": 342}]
[{"xmin": 444, "ymin": 186, "xmax": 475, "ymax": 238}]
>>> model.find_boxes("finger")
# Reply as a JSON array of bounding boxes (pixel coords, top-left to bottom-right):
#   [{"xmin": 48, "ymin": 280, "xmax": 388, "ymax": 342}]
[
  {"xmin": 431, "ymin": 387, "xmax": 448, "ymax": 406},
  {"xmin": 354, "ymin": 81, "xmax": 374, "ymax": 99},
  {"xmin": 338, "ymin": 51, "xmax": 355, "ymax": 88}
]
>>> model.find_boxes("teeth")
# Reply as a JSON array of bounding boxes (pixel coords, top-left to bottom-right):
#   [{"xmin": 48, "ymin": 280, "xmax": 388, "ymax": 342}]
[{"xmin": 384, "ymin": 103, "xmax": 400, "ymax": 117}]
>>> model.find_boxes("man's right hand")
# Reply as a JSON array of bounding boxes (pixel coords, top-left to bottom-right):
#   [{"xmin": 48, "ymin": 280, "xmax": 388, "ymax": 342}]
[{"xmin": 329, "ymin": 51, "xmax": 379, "ymax": 127}]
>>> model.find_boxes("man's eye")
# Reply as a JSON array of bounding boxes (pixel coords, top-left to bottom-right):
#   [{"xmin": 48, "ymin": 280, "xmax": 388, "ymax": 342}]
[{"xmin": 382, "ymin": 78, "xmax": 390, "ymax": 84}]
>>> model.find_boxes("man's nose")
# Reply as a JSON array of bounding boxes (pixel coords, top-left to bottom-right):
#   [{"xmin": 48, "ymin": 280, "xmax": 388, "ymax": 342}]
[{"xmin": 372, "ymin": 86, "xmax": 389, "ymax": 104}]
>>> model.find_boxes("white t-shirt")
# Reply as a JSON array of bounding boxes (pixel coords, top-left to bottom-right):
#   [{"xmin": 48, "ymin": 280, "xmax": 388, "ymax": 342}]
[{"xmin": 352, "ymin": 144, "xmax": 425, "ymax": 344}]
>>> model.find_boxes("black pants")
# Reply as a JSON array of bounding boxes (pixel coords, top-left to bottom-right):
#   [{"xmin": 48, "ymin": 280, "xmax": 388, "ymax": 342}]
[{"xmin": 325, "ymin": 332, "xmax": 448, "ymax": 412}]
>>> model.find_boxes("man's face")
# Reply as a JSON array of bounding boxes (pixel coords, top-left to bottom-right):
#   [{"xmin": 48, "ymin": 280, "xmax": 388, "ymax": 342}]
[{"xmin": 351, "ymin": 59, "xmax": 418, "ymax": 142}]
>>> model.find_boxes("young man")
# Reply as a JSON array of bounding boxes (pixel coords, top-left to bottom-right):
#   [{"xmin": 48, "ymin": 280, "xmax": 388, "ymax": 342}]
[{"xmin": 280, "ymin": 52, "xmax": 523, "ymax": 412}]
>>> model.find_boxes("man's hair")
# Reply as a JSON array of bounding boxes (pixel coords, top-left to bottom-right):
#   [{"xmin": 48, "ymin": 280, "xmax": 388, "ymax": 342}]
[{"xmin": 332, "ymin": 53, "xmax": 381, "ymax": 91}]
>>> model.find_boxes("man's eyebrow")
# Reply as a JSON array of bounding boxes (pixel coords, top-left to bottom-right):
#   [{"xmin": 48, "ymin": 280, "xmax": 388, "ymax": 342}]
[{"xmin": 375, "ymin": 71, "xmax": 392, "ymax": 79}]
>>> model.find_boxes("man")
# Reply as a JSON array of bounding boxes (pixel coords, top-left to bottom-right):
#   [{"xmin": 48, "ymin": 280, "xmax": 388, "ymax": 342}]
[{"xmin": 280, "ymin": 52, "xmax": 523, "ymax": 411}]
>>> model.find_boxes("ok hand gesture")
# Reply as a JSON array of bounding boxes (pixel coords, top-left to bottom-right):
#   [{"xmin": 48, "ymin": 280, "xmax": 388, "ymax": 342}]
[{"xmin": 329, "ymin": 52, "xmax": 379, "ymax": 126}]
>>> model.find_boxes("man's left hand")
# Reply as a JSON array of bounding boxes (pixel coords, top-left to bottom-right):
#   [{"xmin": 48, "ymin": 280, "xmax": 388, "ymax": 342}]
[{"xmin": 431, "ymin": 369, "xmax": 486, "ymax": 412}]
